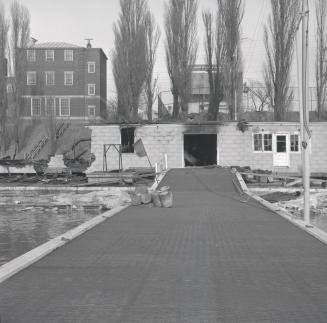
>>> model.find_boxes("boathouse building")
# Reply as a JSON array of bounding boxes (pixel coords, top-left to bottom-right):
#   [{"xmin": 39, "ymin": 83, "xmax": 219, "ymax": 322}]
[{"xmin": 86, "ymin": 122, "xmax": 327, "ymax": 176}]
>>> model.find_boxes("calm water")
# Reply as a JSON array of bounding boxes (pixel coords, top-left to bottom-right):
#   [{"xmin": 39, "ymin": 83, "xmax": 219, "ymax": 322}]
[
  {"xmin": 312, "ymin": 215, "xmax": 327, "ymax": 232},
  {"xmin": 0, "ymin": 191, "xmax": 103, "ymax": 266}
]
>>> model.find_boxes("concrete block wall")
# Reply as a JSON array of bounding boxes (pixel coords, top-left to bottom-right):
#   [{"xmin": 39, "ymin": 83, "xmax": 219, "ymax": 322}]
[
  {"xmin": 219, "ymin": 122, "xmax": 327, "ymax": 173},
  {"xmin": 86, "ymin": 122, "xmax": 327, "ymax": 174},
  {"xmin": 310, "ymin": 123, "xmax": 327, "ymax": 173},
  {"xmin": 86, "ymin": 124, "xmax": 184, "ymax": 173}
]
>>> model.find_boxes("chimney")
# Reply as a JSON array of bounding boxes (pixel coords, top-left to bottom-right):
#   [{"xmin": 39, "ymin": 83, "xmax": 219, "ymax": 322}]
[{"xmin": 85, "ymin": 38, "xmax": 93, "ymax": 48}]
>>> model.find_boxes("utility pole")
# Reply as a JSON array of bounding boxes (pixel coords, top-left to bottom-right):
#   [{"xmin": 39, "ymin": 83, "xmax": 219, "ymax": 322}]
[{"xmin": 299, "ymin": 0, "xmax": 312, "ymax": 227}]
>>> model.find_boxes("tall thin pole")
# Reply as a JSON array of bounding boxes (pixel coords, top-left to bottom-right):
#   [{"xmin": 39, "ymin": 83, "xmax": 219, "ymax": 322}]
[{"xmin": 300, "ymin": 0, "xmax": 311, "ymax": 226}]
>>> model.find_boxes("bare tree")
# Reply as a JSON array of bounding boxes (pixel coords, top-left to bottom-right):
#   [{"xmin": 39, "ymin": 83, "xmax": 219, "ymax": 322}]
[
  {"xmin": 202, "ymin": 6, "xmax": 226, "ymax": 121},
  {"xmin": 112, "ymin": 0, "xmax": 149, "ymax": 122},
  {"xmin": 0, "ymin": 3, "xmax": 9, "ymax": 155},
  {"xmin": 164, "ymin": 0, "xmax": 198, "ymax": 119},
  {"xmin": 144, "ymin": 12, "xmax": 160, "ymax": 122},
  {"xmin": 245, "ymin": 82, "xmax": 270, "ymax": 112},
  {"xmin": 9, "ymin": 0, "xmax": 30, "ymax": 158},
  {"xmin": 264, "ymin": 0, "xmax": 300, "ymax": 121},
  {"xmin": 106, "ymin": 98, "xmax": 118, "ymax": 122},
  {"xmin": 316, "ymin": 0, "xmax": 327, "ymax": 119},
  {"xmin": 219, "ymin": 0, "xmax": 244, "ymax": 120}
]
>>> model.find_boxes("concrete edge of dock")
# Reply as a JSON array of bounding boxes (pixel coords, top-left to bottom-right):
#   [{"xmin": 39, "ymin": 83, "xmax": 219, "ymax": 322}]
[
  {"xmin": 0, "ymin": 204, "xmax": 129, "ymax": 284},
  {"xmin": 0, "ymin": 186, "xmax": 132, "ymax": 191},
  {"xmin": 234, "ymin": 171, "xmax": 327, "ymax": 246},
  {"xmin": 0, "ymin": 170, "xmax": 168, "ymax": 285}
]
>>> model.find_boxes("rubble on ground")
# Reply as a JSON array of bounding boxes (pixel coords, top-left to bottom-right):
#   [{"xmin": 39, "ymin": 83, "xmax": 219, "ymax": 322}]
[
  {"xmin": 234, "ymin": 166, "xmax": 327, "ymax": 188},
  {"xmin": 270, "ymin": 192, "xmax": 327, "ymax": 218},
  {"xmin": 0, "ymin": 189, "xmax": 132, "ymax": 210}
]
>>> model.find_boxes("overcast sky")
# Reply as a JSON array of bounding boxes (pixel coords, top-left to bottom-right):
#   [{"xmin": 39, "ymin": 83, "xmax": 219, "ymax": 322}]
[{"xmin": 2, "ymin": 0, "xmax": 318, "ymax": 99}]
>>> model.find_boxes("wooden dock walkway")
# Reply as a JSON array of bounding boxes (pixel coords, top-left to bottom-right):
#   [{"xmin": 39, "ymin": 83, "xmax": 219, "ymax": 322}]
[{"xmin": 1, "ymin": 168, "xmax": 327, "ymax": 322}]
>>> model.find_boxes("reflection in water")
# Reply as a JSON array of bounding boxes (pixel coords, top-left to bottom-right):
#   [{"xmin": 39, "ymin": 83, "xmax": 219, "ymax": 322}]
[{"xmin": 0, "ymin": 202, "xmax": 102, "ymax": 266}]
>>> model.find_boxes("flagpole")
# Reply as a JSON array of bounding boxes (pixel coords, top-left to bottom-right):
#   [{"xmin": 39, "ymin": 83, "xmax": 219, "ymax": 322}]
[{"xmin": 300, "ymin": 0, "xmax": 311, "ymax": 227}]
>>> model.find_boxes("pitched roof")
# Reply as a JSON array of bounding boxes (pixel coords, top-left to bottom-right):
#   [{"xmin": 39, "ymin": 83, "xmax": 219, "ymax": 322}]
[{"xmin": 32, "ymin": 42, "xmax": 82, "ymax": 49}]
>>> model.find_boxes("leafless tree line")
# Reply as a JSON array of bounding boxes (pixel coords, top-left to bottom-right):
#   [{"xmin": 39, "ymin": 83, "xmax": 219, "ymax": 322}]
[
  {"xmin": 263, "ymin": 0, "xmax": 300, "ymax": 121},
  {"xmin": 164, "ymin": 0, "xmax": 198, "ymax": 119},
  {"xmin": 0, "ymin": 0, "xmax": 32, "ymax": 158},
  {"xmin": 10, "ymin": 0, "xmax": 30, "ymax": 157},
  {"xmin": 0, "ymin": 3, "xmax": 9, "ymax": 155},
  {"xmin": 112, "ymin": 0, "xmax": 245, "ymax": 121},
  {"xmin": 316, "ymin": 0, "xmax": 327, "ymax": 119},
  {"xmin": 202, "ymin": 0, "xmax": 243, "ymax": 121},
  {"xmin": 112, "ymin": 0, "xmax": 160, "ymax": 122}
]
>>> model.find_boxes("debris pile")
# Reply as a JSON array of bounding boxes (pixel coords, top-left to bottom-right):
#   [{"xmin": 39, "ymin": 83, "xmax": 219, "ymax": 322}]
[
  {"xmin": 0, "ymin": 189, "xmax": 132, "ymax": 210},
  {"xmin": 130, "ymin": 185, "xmax": 173, "ymax": 208},
  {"xmin": 235, "ymin": 167, "xmax": 275, "ymax": 184},
  {"xmin": 277, "ymin": 192, "xmax": 327, "ymax": 219},
  {"xmin": 236, "ymin": 166, "xmax": 327, "ymax": 188}
]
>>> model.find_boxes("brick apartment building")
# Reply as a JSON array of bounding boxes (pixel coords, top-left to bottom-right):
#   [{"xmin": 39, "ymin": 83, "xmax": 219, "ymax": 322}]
[{"xmin": 20, "ymin": 41, "xmax": 107, "ymax": 122}]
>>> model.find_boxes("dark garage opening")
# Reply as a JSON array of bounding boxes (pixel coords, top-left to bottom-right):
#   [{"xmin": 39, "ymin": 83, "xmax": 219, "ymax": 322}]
[{"xmin": 184, "ymin": 134, "xmax": 217, "ymax": 167}]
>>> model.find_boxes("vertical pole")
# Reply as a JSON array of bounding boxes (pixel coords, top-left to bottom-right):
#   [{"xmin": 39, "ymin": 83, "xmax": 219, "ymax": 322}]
[
  {"xmin": 234, "ymin": 47, "xmax": 238, "ymax": 121},
  {"xmin": 145, "ymin": 153, "xmax": 158, "ymax": 183},
  {"xmin": 301, "ymin": 0, "xmax": 311, "ymax": 226},
  {"xmin": 103, "ymin": 145, "xmax": 105, "ymax": 172},
  {"xmin": 234, "ymin": 87, "xmax": 237, "ymax": 121}
]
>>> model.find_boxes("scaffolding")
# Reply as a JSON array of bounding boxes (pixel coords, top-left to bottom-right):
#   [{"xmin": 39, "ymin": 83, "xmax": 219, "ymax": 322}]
[{"xmin": 103, "ymin": 144, "xmax": 122, "ymax": 172}]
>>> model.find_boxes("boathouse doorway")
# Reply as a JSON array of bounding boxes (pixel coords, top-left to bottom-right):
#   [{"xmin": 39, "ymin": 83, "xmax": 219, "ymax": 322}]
[{"xmin": 184, "ymin": 134, "xmax": 217, "ymax": 167}]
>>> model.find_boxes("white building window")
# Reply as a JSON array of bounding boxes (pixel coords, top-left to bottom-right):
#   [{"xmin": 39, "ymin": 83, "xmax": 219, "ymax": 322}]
[
  {"xmin": 46, "ymin": 71, "xmax": 55, "ymax": 85},
  {"xmin": 88, "ymin": 105, "xmax": 96, "ymax": 117},
  {"xmin": 263, "ymin": 134, "xmax": 272, "ymax": 151},
  {"xmin": 31, "ymin": 98, "xmax": 41, "ymax": 116},
  {"xmin": 253, "ymin": 133, "xmax": 272, "ymax": 152},
  {"xmin": 88, "ymin": 62, "xmax": 95, "ymax": 73},
  {"xmin": 27, "ymin": 71, "xmax": 36, "ymax": 85},
  {"xmin": 88, "ymin": 84, "xmax": 95, "ymax": 95},
  {"xmin": 253, "ymin": 133, "xmax": 262, "ymax": 152},
  {"xmin": 60, "ymin": 98, "xmax": 70, "ymax": 116},
  {"xmin": 64, "ymin": 50, "xmax": 73, "ymax": 61},
  {"xmin": 290, "ymin": 134, "xmax": 300, "ymax": 152},
  {"xmin": 46, "ymin": 97, "xmax": 56, "ymax": 116},
  {"xmin": 45, "ymin": 49, "xmax": 54, "ymax": 61},
  {"xmin": 27, "ymin": 49, "xmax": 36, "ymax": 62},
  {"xmin": 64, "ymin": 71, "xmax": 74, "ymax": 85}
]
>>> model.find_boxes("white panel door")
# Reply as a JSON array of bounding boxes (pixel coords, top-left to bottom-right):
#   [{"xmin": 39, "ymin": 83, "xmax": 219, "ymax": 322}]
[{"xmin": 273, "ymin": 134, "xmax": 290, "ymax": 167}]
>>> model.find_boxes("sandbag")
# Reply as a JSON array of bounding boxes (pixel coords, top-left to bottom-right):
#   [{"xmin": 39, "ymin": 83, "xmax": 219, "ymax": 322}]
[
  {"xmin": 159, "ymin": 190, "xmax": 173, "ymax": 208},
  {"xmin": 152, "ymin": 192, "xmax": 162, "ymax": 207},
  {"xmin": 141, "ymin": 192, "xmax": 152, "ymax": 204},
  {"xmin": 131, "ymin": 194, "xmax": 142, "ymax": 206}
]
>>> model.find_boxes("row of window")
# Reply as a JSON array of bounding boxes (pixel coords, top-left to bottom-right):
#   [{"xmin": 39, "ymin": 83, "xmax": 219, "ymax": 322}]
[
  {"xmin": 30, "ymin": 97, "xmax": 96, "ymax": 117},
  {"xmin": 26, "ymin": 71, "xmax": 96, "ymax": 95},
  {"xmin": 27, "ymin": 50, "xmax": 97, "ymax": 73},
  {"xmin": 253, "ymin": 133, "xmax": 299, "ymax": 152},
  {"xmin": 27, "ymin": 49, "xmax": 79, "ymax": 62},
  {"xmin": 27, "ymin": 62, "xmax": 95, "ymax": 84}
]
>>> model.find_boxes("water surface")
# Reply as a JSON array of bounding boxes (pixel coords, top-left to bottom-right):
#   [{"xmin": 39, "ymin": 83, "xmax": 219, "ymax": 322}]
[{"xmin": 0, "ymin": 190, "xmax": 103, "ymax": 266}]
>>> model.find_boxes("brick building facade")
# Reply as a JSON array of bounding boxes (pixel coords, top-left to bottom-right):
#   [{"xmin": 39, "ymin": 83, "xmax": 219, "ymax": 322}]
[{"xmin": 20, "ymin": 42, "xmax": 107, "ymax": 122}]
